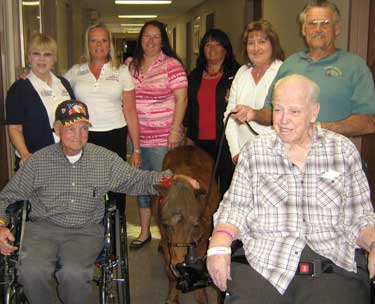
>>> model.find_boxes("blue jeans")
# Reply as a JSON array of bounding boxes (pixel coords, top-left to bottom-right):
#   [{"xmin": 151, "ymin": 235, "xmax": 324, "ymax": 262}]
[{"xmin": 137, "ymin": 146, "xmax": 168, "ymax": 208}]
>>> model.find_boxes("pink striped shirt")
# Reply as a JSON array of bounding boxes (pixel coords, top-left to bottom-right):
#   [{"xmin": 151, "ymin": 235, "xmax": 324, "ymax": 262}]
[{"xmin": 126, "ymin": 52, "xmax": 187, "ymax": 147}]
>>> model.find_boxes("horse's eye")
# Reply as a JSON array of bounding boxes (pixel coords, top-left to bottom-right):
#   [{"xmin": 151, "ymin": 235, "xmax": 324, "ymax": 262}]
[{"xmin": 193, "ymin": 224, "xmax": 200, "ymax": 230}]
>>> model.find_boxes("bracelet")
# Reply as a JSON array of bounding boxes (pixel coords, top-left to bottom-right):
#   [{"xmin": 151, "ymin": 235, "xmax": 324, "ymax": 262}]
[
  {"xmin": 133, "ymin": 149, "xmax": 141, "ymax": 154},
  {"xmin": 212, "ymin": 229, "xmax": 235, "ymax": 241},
  {"xmin": 0, "ymin": 219, "xmax": 6, "ymax": 226},
  {"xmin": 369, "ymin": 240, "xmax": 375, "ymax": 252},
  {"xmin": 207, "ymin": 246, "xmax": 231, "ymax": 256},
  {"xmin": 170, "ymin": 129, "xmax": 180, "ymax": 134},
  {"xmin": 171, "ymin": 125, "xmax": 180, "ymax": 132}
]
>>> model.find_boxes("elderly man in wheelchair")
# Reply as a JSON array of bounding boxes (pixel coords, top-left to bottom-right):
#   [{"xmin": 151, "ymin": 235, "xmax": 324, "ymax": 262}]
[
  {"xmin": 207, "ymin": 75, "xmax": 375, "ymax": 304},
  {"xmin": 0, "ymin": 100, "xmax": 197, "ymax": 304}
]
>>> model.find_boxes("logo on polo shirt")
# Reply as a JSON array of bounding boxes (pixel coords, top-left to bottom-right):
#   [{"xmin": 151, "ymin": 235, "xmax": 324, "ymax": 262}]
[
  {"xmin": 324, "ymin": 66, "xmax": 342, "ymax": 77},
  {"xmin": 105, "ymin": 74, "xmax": 119, "ymax": 82}
]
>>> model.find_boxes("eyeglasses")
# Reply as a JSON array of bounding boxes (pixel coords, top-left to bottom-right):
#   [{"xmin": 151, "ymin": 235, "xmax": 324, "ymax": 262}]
[
  {"xmin": 306, "ymin": 19, "xmax": 333, "ymax": 29},
  {"xmin": 30, "ymin": 51, "xmax": 54, "ymax": 58}
]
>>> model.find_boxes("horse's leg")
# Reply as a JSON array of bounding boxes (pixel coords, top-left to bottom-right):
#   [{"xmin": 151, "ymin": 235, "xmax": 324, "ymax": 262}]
[
  {"xmin": 165, "ymin": 270, "xmax": 180, "ymax": 304},
  {"xmin": 194, "ymin": 288, "xmax": 208, "ymax": 304}
]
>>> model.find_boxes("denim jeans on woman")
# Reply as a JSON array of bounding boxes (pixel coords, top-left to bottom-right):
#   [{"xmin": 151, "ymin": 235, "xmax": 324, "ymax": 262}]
[{"xmin": 137, "ymin": 146, "xmax": 168, "ymax": 208}]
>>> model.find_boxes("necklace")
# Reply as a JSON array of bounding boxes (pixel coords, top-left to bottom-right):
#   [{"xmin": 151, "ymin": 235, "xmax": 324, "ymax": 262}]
[
  {"xmin": 252, "ymin": 64, "xmax": 270, "ymax": 79},
  {"xmin": 205, "ymin": 68, "xmax": 222, "ymax": 78}
]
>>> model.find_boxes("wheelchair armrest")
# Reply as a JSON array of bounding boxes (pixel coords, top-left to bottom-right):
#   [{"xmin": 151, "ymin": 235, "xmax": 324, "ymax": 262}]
[{"xmin": 6, "ymin": 201, "xmax": 30, "ymax": 215}]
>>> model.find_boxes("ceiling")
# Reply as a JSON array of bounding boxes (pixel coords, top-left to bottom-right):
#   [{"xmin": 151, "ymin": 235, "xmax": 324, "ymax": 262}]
[{"xmin": 81, "ymin": 0, "xmax": 206, "ymax": 33}]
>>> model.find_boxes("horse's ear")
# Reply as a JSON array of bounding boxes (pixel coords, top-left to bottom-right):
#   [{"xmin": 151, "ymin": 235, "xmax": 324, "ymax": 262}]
[
  {"xmin": 194, "ymin": 188, "xmax": 207, "ymax": 200},
  {"xmin": 153, "ymin": 184, "xmax": 169, "ymax": 197}
]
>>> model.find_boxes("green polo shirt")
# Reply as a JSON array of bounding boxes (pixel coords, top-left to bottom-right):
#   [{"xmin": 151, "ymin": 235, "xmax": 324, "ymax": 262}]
[{"xmin": 265, "ymin": 49, "xmax": 375, "ymax": 121}]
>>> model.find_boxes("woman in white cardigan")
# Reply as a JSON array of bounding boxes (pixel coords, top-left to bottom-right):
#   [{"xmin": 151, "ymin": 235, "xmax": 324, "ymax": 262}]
[{"xmin": 225, "ymin": 20, "xmax": 285, "ymax": 164}]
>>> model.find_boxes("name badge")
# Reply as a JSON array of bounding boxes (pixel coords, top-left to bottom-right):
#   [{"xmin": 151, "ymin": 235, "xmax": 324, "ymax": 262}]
[
  {"xmin": 40, "ymin": 90, "xmax": 53, "ymax": 97},
  {"xmin": 78, "ymin": 69, "xmax": 90, "ymax": 76},
  {"xmin": 61, "ymin": 90, "xmax": 70, "ymax": 96}
]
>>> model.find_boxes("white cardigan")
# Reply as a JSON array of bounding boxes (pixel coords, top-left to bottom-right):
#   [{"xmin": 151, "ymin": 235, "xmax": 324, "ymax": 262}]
[{"xmin": 224, "ymin": 60, "xmax": 282, "ymax": 158}]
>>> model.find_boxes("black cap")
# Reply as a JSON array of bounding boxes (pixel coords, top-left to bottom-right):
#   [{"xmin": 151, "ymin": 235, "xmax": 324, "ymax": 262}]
[{"xmin": 55, "ymin": 100, "xmax": 91, "ymax": 127}]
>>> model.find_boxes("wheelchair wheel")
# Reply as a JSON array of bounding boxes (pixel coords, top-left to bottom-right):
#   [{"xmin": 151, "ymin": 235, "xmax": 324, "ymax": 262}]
[
  {"xmin": 3, "ymin": 285, "xmax": 29, "ymax": 304},
  {"xmin": 114, "ymin": 208, "xmax": 130, "ymax": 304}
]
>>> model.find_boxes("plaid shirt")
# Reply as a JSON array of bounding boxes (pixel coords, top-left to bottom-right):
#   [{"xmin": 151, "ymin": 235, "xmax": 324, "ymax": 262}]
[
  {"xmin": 214, "ymin": 127, "xmax": 375, "ymax": 294},
  {"xmin": 0, "ymin": 143, "xmax": 171, "ymax": 228}
]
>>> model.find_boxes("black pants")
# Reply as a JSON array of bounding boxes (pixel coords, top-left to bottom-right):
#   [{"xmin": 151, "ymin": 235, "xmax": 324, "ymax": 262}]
[
  {"xmin": 195, "ymin": 139, "xmax": 234, "ymax": 198},
  {"xmin": 88, "ymin": 127, "xmax": 127, "ymax": 217},
  {"xmin": 225, "ymin": 246, "xmax": 371, "ymax": 304}
]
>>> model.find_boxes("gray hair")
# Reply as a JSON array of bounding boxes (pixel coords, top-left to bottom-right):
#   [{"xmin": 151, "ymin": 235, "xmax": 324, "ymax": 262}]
[
  {"xmin": 273, "ymin": 74, "xmax": 320, "ymax": 105},
  {"xmin": 299, "ymin": 0, "xmax": 341, "ymax": 25}
]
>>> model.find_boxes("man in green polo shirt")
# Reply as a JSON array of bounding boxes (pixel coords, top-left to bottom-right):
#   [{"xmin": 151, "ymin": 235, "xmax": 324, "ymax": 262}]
[{"xmin": 231, "ymin": 0, "xmax": 375, "ymax": 137}]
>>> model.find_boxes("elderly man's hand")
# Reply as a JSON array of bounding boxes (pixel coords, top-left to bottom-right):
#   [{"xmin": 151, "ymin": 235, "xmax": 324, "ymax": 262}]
[
  {"xmin": 173, "ymin": 174, "xmax": 200, "ymax": 189},
  {"xmin": 231, "ymin": 105, "xmax": 256, "ymax": 123},
  {"xmin": 368, "ymin": 247, "xmax": 375, "ymax": 278},
  {"xmin": 0, "ymin": 226, "xmax": 18, "ymax": 256},
  {"xmin": 207, "ymin": 253, "xmax": 231, "ymax": 291}
]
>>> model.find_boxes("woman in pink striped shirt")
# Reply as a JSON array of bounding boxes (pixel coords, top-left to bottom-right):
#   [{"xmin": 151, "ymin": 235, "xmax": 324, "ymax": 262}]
[{"xmin": 126, "ymin": 20, "xmax": 187, "ymax": 250}]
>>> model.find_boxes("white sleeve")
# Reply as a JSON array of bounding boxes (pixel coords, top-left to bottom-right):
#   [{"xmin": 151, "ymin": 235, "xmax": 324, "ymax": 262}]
[
  {"xmin": 224, "ymin": 70, "xmax": 241, "ymax": 158},
  {"xmin": 120, "ymin": 65, "xmax": 135, "ymax": 91},
  {"xmin": 63, "ymin": 64, "xmax": 79, "ymax": 86}
]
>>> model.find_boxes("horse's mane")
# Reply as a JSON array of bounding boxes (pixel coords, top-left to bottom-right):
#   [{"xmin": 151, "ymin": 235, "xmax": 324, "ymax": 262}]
[{"xmin": 161, "ymin": 181, "xmax": 201, "ymax": 224}]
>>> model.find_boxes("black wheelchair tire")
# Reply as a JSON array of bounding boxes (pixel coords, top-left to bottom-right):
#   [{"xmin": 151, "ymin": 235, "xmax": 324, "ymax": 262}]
[{"xmin": 114, "ymin": 209, "xmax": 130, "ymax": 304}]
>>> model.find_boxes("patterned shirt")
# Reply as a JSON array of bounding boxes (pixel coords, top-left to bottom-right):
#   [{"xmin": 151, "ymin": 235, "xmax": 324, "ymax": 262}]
[
  {"xmin": 214, "ymin": 127, "xmax": 375, "ymax": 294},
  {"xmin": 0, "ymin": 143, "xmax": 171, "ymax": 228},
  {"xmin": 126, "ymin": 52, "xmax": 187, "ymax": 147}
]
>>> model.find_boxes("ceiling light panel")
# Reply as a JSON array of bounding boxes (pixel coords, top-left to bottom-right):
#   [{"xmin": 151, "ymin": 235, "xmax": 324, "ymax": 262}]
[
  {"xmin": 115, "ymin": 0, "xmax": 172, "ymax": 4},
  {"xmin": 118, "ymin": 15, "xmax": 157, "ymax": 18}
]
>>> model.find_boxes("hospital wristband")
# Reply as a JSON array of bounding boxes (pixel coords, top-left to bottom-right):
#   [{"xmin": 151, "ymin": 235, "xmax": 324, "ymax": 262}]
[
  {"xmin": 212, "ymin": 229, "xmax": 235, "ymax": 241},
  {"xmin": 207, "ymin": 246, "xmax": 231, "ymax": 256}
]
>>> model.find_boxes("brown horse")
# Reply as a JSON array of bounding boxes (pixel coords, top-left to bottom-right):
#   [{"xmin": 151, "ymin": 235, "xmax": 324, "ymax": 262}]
[{"xmin": 153, "ymin": 145, "xmax": 220, "ymax": 304}]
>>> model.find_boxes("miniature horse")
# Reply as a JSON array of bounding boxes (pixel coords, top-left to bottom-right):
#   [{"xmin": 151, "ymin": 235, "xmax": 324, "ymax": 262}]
[{"xmin": 153, "ymin": 145, "xmax": 220, "ymax": 304}]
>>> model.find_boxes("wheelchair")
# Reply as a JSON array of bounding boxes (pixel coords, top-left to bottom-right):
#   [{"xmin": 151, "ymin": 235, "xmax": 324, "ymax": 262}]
[
  {"xmin": 0, "ymin": 198, "xmax": 130, "ymax": 304},
  {"xmin": 0, "ymin": 201, "xmax": 29, "ymax": 304},
  {"xmin": 94, "ymin": 198, "xmax": 131, "ymax": 304}
]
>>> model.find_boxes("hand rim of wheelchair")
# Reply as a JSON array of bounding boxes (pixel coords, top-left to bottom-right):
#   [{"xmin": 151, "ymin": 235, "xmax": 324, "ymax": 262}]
[{"xmin": 96, "ymin": 199, "xmax": 130, "ymax": 304}]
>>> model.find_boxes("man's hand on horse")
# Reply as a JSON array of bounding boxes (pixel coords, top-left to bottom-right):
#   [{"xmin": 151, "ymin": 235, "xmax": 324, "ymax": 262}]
[{"xmin": 173, "ymin": 174, "xmax": 200, "ymax": 189}]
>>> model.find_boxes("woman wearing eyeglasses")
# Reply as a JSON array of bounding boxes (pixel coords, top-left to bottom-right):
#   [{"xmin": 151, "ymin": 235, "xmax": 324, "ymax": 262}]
[{"xmin": 6, "ymin": 33, "xmax": 74, "ymax": 169}]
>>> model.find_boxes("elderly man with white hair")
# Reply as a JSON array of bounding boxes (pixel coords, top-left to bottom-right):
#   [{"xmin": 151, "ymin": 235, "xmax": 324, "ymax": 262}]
[{"xmin": 207, "ymin": 74, "xmax": 375, "ymax": 303}]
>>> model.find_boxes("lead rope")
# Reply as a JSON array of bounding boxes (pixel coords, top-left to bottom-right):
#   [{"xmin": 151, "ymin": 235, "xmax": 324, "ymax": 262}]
[{"xmin": 205, "ymin": 112, "xmax": 258, "ymax": 204}]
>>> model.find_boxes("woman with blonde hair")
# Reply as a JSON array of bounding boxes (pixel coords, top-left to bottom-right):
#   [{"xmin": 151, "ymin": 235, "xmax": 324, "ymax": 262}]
[
  {"xmin": 64, "ymin": 23, "xmax": 140, "ymax": 209},
  {"xmin": 6, "ymin": 33, "xmax": 74, "ymax": 169}
]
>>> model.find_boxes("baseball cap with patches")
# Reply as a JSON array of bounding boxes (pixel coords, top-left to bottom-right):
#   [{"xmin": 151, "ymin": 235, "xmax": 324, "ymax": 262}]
[{"xmin": 55, "ymin": 100, "xmax": 91, "ymax": 127}]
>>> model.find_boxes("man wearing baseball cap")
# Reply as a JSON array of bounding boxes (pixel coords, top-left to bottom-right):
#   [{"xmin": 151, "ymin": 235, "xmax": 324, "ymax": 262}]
[{"xmin": 0, "ymin": 99, "xmax": 197, "ymax": 304}]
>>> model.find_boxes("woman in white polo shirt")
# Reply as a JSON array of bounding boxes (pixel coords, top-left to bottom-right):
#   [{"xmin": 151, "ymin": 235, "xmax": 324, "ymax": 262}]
[{"xmin": 64, "ymin": 23, "xmax": 140, "ymax": 207}]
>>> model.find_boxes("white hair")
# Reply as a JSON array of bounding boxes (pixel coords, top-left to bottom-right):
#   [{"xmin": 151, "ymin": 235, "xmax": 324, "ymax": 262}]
[{"xmin": 273, "ymin": 74, "xmax": 320, "ymax": 105}]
